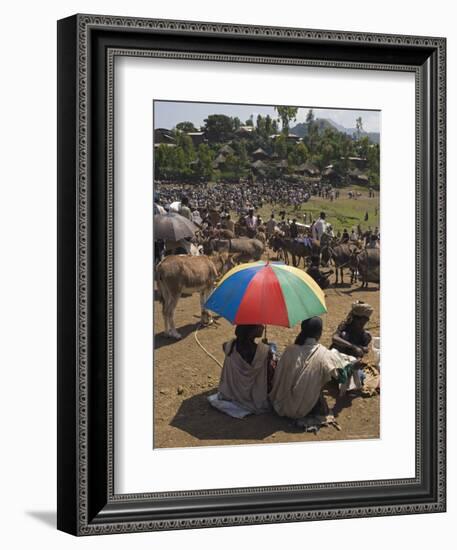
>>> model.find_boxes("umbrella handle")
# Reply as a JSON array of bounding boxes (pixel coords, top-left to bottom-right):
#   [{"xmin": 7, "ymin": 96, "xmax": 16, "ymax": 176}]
[{"xmin": 262, "ymin": 325, "xmax": 268, "ymax": 344}]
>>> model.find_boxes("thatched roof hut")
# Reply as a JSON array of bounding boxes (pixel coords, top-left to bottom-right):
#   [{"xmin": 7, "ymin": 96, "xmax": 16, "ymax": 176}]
[
  {"xmin": 296, "ymin": 161, "xmax": 320, "ymax": 176},
  {"xmin": 251, "ymin": 147, "xmax": 269, "ymax": 161},
  {"xmin": 235, "ymin": 125, "xmax": 255, "ymax": 136},
  {"xmin": 218, "ymin": 144, "xmax": 235, "ymax": 157},
  {"xmin": 322, "ymin": 165, "xmax": 341, "ymax": 183},
  {"xmin": 348, "ymin": 169, "xmax": 369, "ymax": 184},
  {"xmin": 251, "ymin": 159, "xmax": 268, "ymax": 171}
]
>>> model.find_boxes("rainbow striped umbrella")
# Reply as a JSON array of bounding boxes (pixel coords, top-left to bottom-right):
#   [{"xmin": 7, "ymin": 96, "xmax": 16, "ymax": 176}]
[{"xmin": 204, "ymin": 261, "xmax": 326, "ymax": 328}]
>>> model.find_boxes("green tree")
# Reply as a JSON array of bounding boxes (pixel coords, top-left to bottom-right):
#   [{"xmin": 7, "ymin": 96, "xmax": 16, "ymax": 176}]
[
  {"xmin": 265, "ymin": 114, "xmax": 273, "ymax": 136},
  {"xmin": 233, "ymin": 117, "xmax": 241, "ymax": 130},
  {"xmin": 357, "ymin": 135, "xmax": 370, "ymax": 159},
  {"xmin": 224, "ymin": 153, "xmax": 245, "ymax": 179},
  {"xmin": 203, "ymin": 114, "xmax": 234, "ymax": 143},
  {"xmin": 154, "ymin": 144, "xmax": 168, "ymax": 179},
  {"xmin": 173, "ymin": 147, "xmax": 187, "ymax": 174},
  {"xmin": 175, "ymin": 132, "xmax": 196, "ymax": 162},
  {"xmin": 355, "ymin": 116, "xmax": 364, "ymax": 140},
  {"xmin": 256, "ymin": 114, "xmax": 267, "ymax": 138},
  {"xmin": 367, "ymin": 143, "xmax": 380, "ymax": 187},
  {"xmin": 274, "ymin": 106, "xmax": 298, "ymax": 135},
  {"xmin": 232, "ymin": 139, "xmax": 248, "ymax": 164},
  {"xmin": 245, "ymin": 115, "xmax": 254, "ymax": 126},
  {"xmin": 176, "ymin": 121, "xmax": 197, "ymax": 133},
  {"xmin": 304, "ymin": 110, "xmax": 322, "ymax": 157},
  {"xmin": 274, "ymin": 134, "xmax": 287, "ymax": 158},
  {"xmin": 196, "ymin": 143, "xmax": 214, "ymax": 180},
  {"xmin": 306, "ymin": 109, "xmax": 315, "ymax": 125},
  {"xmin": 288, "ymin": 142, "xmax": 309, "ymax": 166}
]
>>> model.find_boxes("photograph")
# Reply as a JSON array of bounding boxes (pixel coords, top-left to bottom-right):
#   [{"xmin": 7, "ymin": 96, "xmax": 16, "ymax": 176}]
[{"xmin": 153, "ymin": 100, "xmax": 381, "ymax": 449}]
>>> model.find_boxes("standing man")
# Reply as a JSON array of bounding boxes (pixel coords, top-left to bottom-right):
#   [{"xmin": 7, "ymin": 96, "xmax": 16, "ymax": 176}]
[
  {"xmin": 179, "ymin": 196, "xmax": 192, "ymax": 220},
  {"xmin": 224, "ymin": 214, "xmax": 235, "ymax": 234},
  {"xmin": 245, "ymin": 208, "xmax": 258, "ymax": 238},
  {"xmin": 289, "ymin": 218, "xmax": 299, "ymax": 239},
  {"xmin": 265, "ymin": 213, "xmax": 277, "ymax": 238},
  {"xmin": 312, "ymin": 211, "xmax": 328, "ymax": 241},
  {"xmin": 153, "ymin": 192, "xmax": 166, "ymax": 215}
]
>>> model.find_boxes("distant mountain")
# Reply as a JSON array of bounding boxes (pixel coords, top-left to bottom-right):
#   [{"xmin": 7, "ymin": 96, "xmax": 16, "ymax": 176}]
[
  {"xmin": 340, "ymin": 126, "xmax": 380, "ymax": 144},
  {"xmin": 290, "ymin": 118, "xmax": 380, "ymax": 144},
  {"xmin": 291, "ymin": 118, "xmax": 335, "ymax": 137}
]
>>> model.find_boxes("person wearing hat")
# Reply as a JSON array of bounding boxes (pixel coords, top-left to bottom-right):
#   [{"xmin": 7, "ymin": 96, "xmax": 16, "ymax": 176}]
[{"xmin": 331, "ymin": 300, "xmax": 374, "ymax": 359}]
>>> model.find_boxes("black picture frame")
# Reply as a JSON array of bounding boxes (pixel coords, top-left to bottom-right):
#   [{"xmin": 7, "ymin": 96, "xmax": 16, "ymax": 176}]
[{"xmin": 57, "ymin": 13, "xmax": 446, "ymax": 535}]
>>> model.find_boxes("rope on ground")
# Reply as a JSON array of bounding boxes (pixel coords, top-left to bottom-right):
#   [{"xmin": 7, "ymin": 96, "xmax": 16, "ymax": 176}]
[{"xmin": 194, "ymin": 323, "xmax": 224, "ymax": 369}]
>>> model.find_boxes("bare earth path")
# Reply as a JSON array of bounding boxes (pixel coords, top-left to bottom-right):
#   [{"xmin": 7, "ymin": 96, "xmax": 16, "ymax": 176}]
[{"xmin": 153, "ymin": 275, "xmax": 380, "ymax": 449}]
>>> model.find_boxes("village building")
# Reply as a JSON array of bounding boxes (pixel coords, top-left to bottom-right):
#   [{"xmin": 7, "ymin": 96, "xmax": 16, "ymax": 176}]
[
  {"xmin": 154, "ymin": 127, "xmax": 176, "ymax": 145},
  {"xmin": 251, "ymin": 147, "xmax": 270, "ymax": 161},
  {"xmin": 186, "ymin": 131, "xmax": 206, "ymax": 146}
]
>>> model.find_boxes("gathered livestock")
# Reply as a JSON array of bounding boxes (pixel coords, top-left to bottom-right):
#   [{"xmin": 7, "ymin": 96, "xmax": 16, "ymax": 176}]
[
  {"xmin": 156, "ymin": 253, "xmax": 234, "ymax": 340},
  {"xmin": 203, "ymin": 238, "xmax": 264, "ymax": 263},
  {"xmin": 352, "ymin": 247, "xmax": 380, "ymax": 288},
  {"xmin": 321, "ymin": 243, "xmax": 359, "ymax": 285},
  {"xmin": 269, "ymin": 236, "xmax": 319, "ymax": 267}
]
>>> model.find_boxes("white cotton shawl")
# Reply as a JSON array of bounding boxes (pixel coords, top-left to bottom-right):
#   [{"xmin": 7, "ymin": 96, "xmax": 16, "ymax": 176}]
[
  {"xmin": 218, "ymin": 340, "xmax": 271, "ymax": 414},
  {"xmin": 268, "ymin": 339, "xmax": 340, "ymax": 419}
]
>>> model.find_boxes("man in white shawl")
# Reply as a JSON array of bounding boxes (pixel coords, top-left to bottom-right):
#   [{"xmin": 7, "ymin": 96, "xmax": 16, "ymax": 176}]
[
  {"xmin": 269, "ymin": 317, "xmax": 358, "ymax": 419},
  {"xmin": 217, "ymin": 324, "xmax": 274, "ymax": 415}
]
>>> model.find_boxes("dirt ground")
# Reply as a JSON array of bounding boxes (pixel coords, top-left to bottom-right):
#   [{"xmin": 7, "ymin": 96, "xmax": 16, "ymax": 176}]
[{"xmin": 153, "ymin": 260, "xmax": 380, "ymax": 450}]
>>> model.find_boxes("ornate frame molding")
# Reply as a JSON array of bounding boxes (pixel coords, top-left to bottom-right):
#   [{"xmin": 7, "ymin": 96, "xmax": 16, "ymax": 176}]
[{"xmin": 57, "ymin": 14, "xmax": 446, "ymax": 536}]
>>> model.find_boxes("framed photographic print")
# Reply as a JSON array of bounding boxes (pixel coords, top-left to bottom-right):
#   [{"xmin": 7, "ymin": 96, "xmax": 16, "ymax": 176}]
[{"xmin": 57, "ymin": 14, "xmax": 446, "ymax": 535}]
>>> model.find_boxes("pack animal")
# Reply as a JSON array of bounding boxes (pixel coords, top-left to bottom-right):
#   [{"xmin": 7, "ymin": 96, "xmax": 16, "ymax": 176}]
[
  {"xmin": 353, "ymin": 247, "xmax": 380, "ymax": 288},
  {"xmin": 269, "ymin": 236, "xmax": 319, "ymax": 267},
  {"xmin": 204, "ymin": 238, "xmax": 264, "ymax": 263},
  {"xmin": 156, "ymin": 253, "xmax": 234, "ymax": 340},
  {"xmin": 321, "ymin": 243, "xmax": 359, "ymax": 285}
]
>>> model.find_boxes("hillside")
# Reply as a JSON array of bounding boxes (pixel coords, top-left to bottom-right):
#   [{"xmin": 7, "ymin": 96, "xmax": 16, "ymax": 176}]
[{"xmin": 291, "ymin": 118, "xmax": 380, "ymax": 144}]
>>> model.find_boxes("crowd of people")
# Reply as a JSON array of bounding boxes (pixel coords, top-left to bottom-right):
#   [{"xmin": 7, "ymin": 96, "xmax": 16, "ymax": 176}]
[
  {"xmin": 155, "ymin": 186, "xmax": 379, "ymax": 240},
  {"xmin": 154, "ymin": 178, "xmax": 377, "ymax": 219},
  {"xmin": 155, "ymin": 187, "xmax": 380, "ymax": 283},
  {"xmin": 213, "ymin": 300, "xmax": 377, "ymax": 423}
]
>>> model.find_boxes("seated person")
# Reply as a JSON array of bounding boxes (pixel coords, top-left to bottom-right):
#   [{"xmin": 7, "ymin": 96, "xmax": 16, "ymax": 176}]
[
  {"xmin": 269, "ymin": 317, "xmax": 359, "ymax": 419},
  {"xmin": 218, "ymin": 325, "xmax": 274, "ymax": 414},
  {"xmin": 330, "ymin": 301, "xmax": 373, "ymax": 386},
  {"xmin": 331, "ymin": 300, "xmax": 373, "ymax": 359},
  {"xmin": 306, "ymin": 256, "xmax": 333, "ymax": 289}
]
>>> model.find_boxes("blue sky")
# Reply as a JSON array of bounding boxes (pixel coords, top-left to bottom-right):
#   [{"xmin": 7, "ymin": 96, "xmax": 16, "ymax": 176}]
[{"xmin": 153, "ymin": 100, "xmax": 380, "ymax": 132}]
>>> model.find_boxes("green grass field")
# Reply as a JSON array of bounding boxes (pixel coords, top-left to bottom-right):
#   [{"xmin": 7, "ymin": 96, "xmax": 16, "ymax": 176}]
[
  {"xmin": 161, "ymin": 182, "xmax": 380, "ymax": 234},
  {"xmin": 255, "ymin": 187, "xmax": 380, "ymax": 234}
]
